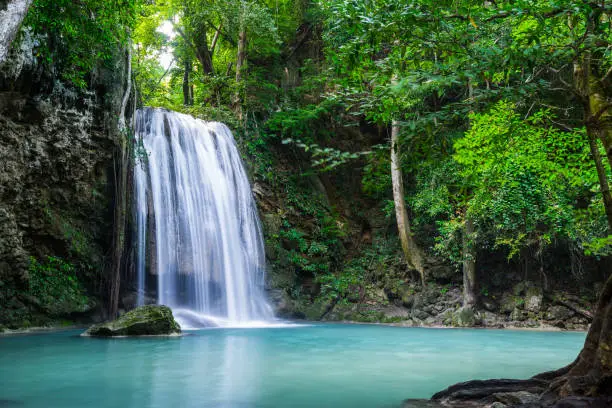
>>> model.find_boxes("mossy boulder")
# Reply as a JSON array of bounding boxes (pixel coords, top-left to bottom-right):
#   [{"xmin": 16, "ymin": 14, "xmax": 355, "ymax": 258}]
[
  {"xmin": 83, "ymin": 305, "xmax": 181, "ymax": 337},
  {"xmin": 453, "ymin": 307, "xmax": 477, "ymax": 327}
]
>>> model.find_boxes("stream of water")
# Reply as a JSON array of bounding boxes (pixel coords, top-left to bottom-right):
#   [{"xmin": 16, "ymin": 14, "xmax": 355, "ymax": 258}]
[
  {"xmin": 134, "ymin": 108, "xmax": 273, "ymax": 326},
  {"xmin": 0, "ymin": 324, "xmax": 584, "ymax": 408}
]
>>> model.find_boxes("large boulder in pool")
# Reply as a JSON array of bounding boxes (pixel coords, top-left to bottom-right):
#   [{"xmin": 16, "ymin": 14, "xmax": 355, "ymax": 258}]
[{"xmin": 84, "ymin": 305, "xmax": 181, "ymax": 337}]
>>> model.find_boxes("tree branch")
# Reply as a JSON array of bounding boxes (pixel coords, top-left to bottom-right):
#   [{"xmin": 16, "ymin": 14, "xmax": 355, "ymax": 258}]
[{"xmin": 210, "ymin": 25, "xmax": 222, "ymax": 57}]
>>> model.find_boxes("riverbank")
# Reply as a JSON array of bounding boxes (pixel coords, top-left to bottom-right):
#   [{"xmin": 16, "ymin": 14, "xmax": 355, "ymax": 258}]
[
  {"xmin": 272, "ymin": 280, "xmax": 595, "ymax": 332},
  {"xmin": 0, "ymin": 324, "xmax": 88, "ymax": 336}
]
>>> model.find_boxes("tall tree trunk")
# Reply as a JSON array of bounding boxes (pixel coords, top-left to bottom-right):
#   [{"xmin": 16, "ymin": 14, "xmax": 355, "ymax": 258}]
[
  {"xmin": 234, "ymin": 27, "xmax": 247, "ymax": 122},
  {"xmin": 0, "ymin": 0, "xmax": 32, "ymax": 64},
  {"xmin": 183, "ymin": 57, "xmax": 192, "ymax": 106},
  {"xmin": 195, "ymin": 40, "xmax": 214, "ymax": 75},
  {"xmin": 587, "ymin": 129, "xmax": 612, "ymax": 232},
  {"xmin": 462, "ymin": 217, "xmax": 477, "ymax": 307},
  {"xmin": 462, "ymin": 79, "xmax": 477, "ymax": 307},
  {"xmin": 575, "ymin": 57, "xmax": 612, "ymax": 232},
  {"xmin": 391, "ymin": 119, "xmax": 426, "ymax": 285},
  {"xmin": 587, "ymin": 72, "xmax": 612, "ymax": 172},
  {"xmin": 546, "ymin": 273, "xmax": 612, "ymax": 397},
  {"xmin": 175, "ymin": 26, "xmax": 214, "ymax": 76},
  {"xmin": 109, "ymin": 44, "xmax": 132, "ymax": 318}
]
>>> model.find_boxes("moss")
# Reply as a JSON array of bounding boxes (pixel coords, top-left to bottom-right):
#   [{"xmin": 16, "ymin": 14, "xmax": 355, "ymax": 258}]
[
  {"xmin": 85, "ymin": 305, "xmax": 181, "ymax": 337},
  {"xmin": 381, "ymin": 316, "xmax": 404, "ymax": 323},
  {"xmin": 452, "ymin": 307, "xmax": 476, "ymax": 327}
]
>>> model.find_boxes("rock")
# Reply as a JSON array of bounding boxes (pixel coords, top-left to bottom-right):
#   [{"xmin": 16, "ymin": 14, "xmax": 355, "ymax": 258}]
[
  {"xmin": 500, "ymin": 294, "xmax": 518, "ymax": 314},
  {"xmin": 397, "ymin": 285, "xmax": 416, "ymax": 308},
  {"xmin": 422, "ymin": 288, "xmax": 441, "ymax": 305},
  {"xmin": 412, "ymin": 310, "xmax": 430, "ymax": 320},
  {"xmin": 399, "ymin": 319, "xmax": 417, "ymax": 327},
  {"xmin": 482, "ymin": 299, "xmax": 497, "ymax": 312},
  {"xmin": 510, "ymin": 307, "xmax": 526, "ymax": 321},
  {"xmin": 546, "ymin": 305, "xmax": 574, "ymax": 321},
  {"xmin": 383, "ymin": 305, "xmax": 410, "ymax": 319},
  {"xmin": 493, "ymin": 391, "xmax": 539, "ymax": 405},
  {"xmin": 550, "ymin": 396, "xmax": 612, "ymax": 408},
  {"xmin": 268, "ymin": 288, "xmax": 295, "ymax": 318},
  {"xmin": 513, "ymin": 281, "xmax": 528, "ymax": 296},
  {"xmin": 453, "ymin": 307, "xmax": 476, "ymax": 327},
  {"xmin": 432, "ymin": 379, "xmax": 548, "ymax": 402},
  {"xmin": 525, "ymin": 287, "xmax": 543, "ymax": 313},
  {"xmin": 424, "ymin": 316, "xmax": 438, "ymax": 325},
  {"xmin": 423, "ymin": 305, "xmax": 435, "ymax": 314},
  {"xmin": 401, "ymin": 399, "xmax": 445, "ymax": 408},
  {"xmin": 83, "ymin": 305, "xmax": 181, "ymax": 337},
  {"xmin": 487, "ymin": 403, "xmax": 507, "ymax": 408},
  {"xmin": 480, "ymin": 311, "xmax": 504, "ymax": 327}
]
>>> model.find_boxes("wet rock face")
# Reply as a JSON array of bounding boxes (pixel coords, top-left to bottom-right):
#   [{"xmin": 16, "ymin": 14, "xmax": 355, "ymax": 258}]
[
  {"xmin": 0, "ymin": 39, "xmax": 125, "ymax": 327},
  {"xmin": 84, "ymin": 305, "xmax": 181, "ymax": 337}
]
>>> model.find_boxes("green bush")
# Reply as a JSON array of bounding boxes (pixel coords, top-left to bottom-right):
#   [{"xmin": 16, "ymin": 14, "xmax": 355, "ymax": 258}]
[{"xmin": 28, "ymin": 256, "xmax": 90, "ymax": 315}]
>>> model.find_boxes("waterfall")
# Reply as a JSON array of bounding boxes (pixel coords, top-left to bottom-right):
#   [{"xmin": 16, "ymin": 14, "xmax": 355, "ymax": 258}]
[{"xmin": 133, "ymin": 108, "xmax": 273, "ymax": 326}]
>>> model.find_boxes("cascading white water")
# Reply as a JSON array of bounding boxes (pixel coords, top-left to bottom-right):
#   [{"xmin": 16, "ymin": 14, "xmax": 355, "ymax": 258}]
[{"xmin": 134, "ymin": 108, "xmax": 273, "ymax": 326}]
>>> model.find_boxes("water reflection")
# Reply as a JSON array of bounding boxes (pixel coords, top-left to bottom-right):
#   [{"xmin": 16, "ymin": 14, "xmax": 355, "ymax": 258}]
[{"xmin": 131, "ymin": 332, "xmax": 264, "ymax": 408}]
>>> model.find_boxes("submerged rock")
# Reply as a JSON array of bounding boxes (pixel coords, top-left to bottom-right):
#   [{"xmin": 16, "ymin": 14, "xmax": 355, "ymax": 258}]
[{"xmin": 83, "ymin": 305, "xmax": 181, "ymax": 337}]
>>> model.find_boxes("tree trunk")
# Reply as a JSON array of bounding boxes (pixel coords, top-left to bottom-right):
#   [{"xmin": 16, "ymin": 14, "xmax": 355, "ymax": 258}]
[
  {"xmin": 391, "ymin": 119, "xmax": 426, "ymax": 285},
  {"xmin": 210, "ymin": 25, "xmax": 221, "ymax": 57},
  {"xmin": 234, "ymin": 27, "xmax": 247, "ymax": 122},
  {"xmin": 575, "ymin": 57, "xmax": 612, "ymax": 233},
  {"xmin": 547, "ymin": 273, "xmax": 612, "ymax": 397},
  {"xmin": 587, "ymin": 129, "xmax": 612, "ymax": 232},
  {"xmin": 175, "ymin": 26, "xmax": 214, "ymax": 76},
  {"xmin": 0, "ymin": 0, "xmax": 32, "ymax": 64},
  {"xmin": 195, "ymin": 41, "xmax": 214, "ymax": 75},
  {"xmin": 183, "ymin": 57, "xmax": 192, "ymax": 106},
  {"xmin": 462, "ymin": 217, "xmax": 477, "ymax": 307},
  {"xmin": 587, "ymin": 74, "xmax": 612, "ymax": 172},
  {"xmin": 109, "ymin": 44, "xmax": 132, "ymax": 318},
  {"xmin": 462, "ymin": 79, "xmax": 477, "ymax": 307}
]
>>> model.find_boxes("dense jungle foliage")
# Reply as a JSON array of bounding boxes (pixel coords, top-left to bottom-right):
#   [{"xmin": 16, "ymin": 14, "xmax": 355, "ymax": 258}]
[{"xmin": 4, "ymin": 0, "xmax": 612, "ymax": 320}]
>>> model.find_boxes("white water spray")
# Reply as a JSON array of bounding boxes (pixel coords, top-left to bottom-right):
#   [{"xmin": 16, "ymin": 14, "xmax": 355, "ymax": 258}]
[{"xmin": 134, "ymin": 108, "xmax": 273, "ymax": 326}]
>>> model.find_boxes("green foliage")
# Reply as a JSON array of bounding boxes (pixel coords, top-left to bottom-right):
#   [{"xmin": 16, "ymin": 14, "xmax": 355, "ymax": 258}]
[
  {"xmin": 282, "ymin": 138, "xmax": 371, "ymax": 172},
  {"xmin": 43, "ymin": 206, "xmax": 93, "ymax": 259},
  {"xmin": 452, "ymin": 101, "xmax": 593, "ymax": 258},
  {"xmin": 317, "ymin": 237, "xmax": 402, "ymax": 304},
  {"xmin": 267, "ymin": 101, "xmax": 337, "ymax": 143},
  {"xmin": 316, "ymin": 267, "xmax": 362, "ymax": 304},
  {"xmin": 28, "ymin": 257, "xmax": 89, "ymax": 314},
  {"xmin": 583, "ymin": 235, "xmax": 612, "ymax": 257},
  {"xmin": 26, "ymin": 0, "xmax": 140, "ymax": 87},
  {"xmin": 362, "ymin": 146, "xmax": 392, "ymax": 199}
]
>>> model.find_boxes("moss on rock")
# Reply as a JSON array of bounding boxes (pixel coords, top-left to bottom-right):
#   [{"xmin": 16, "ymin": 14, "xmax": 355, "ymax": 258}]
[{"xmin": 84, "ymin": 305, "xmax": 181, "ymax": 337}]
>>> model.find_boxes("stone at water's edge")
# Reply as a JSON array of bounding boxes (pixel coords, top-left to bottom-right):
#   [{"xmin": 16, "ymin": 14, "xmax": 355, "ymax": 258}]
[{"xmin": 83, "ymin": 305, "xmax": 181, "ymax": 337}]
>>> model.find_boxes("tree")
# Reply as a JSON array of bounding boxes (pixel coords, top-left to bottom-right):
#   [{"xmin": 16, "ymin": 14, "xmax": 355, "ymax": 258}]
[{"xmin": 391, "ymin": 117, "xmax": 426, "ymax": 286}]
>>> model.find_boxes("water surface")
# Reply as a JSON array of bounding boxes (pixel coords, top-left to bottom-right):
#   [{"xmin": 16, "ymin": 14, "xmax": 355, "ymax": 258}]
[{"xmin": 0, "ymin": 324, "xmax": 585, "ymax": 408}]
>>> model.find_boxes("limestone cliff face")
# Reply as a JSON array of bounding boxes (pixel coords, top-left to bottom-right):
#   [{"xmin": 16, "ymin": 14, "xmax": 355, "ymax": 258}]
[{"xmin": 0, "ymin": 32, "xmax": 126, "ymax": 328}]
